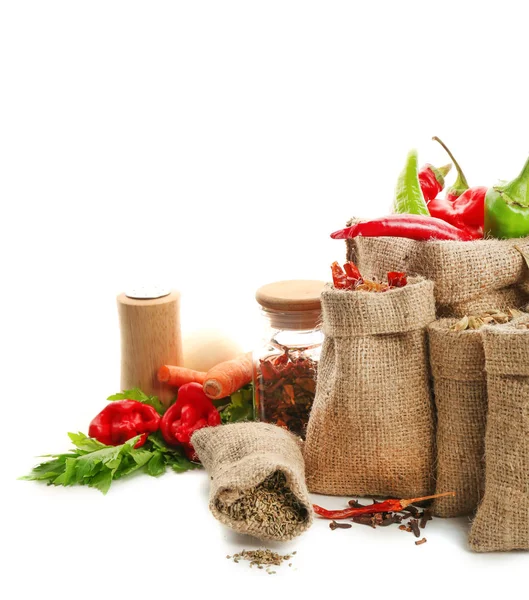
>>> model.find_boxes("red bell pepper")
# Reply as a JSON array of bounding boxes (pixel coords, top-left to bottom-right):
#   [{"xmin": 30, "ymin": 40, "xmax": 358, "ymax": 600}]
[
  {"xmin": 428, "ymin": 186, "xmax": 487, "ymax": 237},
  {"xmin": 160, "ymin": 382, "xmax": 221, "ymax": 461},
  {"xmin": 88, "ymin": 400, "xmax": 161, "ymax": 448}
]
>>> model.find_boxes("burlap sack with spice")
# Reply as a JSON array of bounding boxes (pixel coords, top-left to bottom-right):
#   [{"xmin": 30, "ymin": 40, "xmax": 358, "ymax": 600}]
[
  {"xmin": 428, "ymin": 319, "xmax": 487, "ymax": 517},
  {"xmin": 304, "ymin": 277, "xmax": 436, "ymax": 497},
  {"xmin": 469, "ymin": 318, "xmax": 529, "ymax": 552},
  {"xmin": 346, "ymin": 227, "xmax": 529, "ymax": 317},
  {"xmin": 191, "ymin": 422, "xmax": 312, "ymax": 542}
]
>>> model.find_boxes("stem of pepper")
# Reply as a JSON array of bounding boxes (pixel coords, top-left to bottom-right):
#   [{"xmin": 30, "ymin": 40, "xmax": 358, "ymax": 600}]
[
  {"xmin": 432, "ymin": 136, "xmax": 469, "ymax": 194},
  {"xmin": 499, "ymin": 156, "xmax": 529, "ymax": 208},
  {"xmin": 398, "ymin": 491, "xmax": 455, "ymax": 509}
]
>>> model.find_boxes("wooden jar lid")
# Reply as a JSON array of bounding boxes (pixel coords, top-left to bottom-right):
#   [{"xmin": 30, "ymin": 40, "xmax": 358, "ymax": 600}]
[{"xmin": 255, "ymin": 280, "xmax": 325, "ymax": 312}]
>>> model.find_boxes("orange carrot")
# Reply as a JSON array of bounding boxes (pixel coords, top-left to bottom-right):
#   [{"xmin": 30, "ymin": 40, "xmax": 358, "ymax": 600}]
[
  {"xmin": 157, "ymin": 365, "xmax": 207, "ymax": 387},
  {"xmin": 203, "ymin": 352, "xmax": 253, "ymax": 399}
]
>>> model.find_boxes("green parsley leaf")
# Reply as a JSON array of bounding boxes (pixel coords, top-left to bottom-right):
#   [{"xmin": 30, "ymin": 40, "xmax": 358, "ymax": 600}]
[
  {"xmin": 107, "ymin": 388, "xmax": 166, "ymax": 415},
  {"xmin": 146, "ymin": 451, "xmax": 166, "ymax": 477}
]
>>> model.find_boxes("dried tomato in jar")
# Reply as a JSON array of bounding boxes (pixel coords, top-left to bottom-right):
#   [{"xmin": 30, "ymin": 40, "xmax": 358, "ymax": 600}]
[{"xmin": 254, "ymin": 280, "xmax": 325, "ymax": 439}]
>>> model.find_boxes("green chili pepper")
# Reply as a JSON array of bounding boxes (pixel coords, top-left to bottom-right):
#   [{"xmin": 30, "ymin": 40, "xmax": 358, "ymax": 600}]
[
  {"xmin": 393, "ymin": 149, "xmax": 429, "ymax": 216},
  {"xmin": 485, "ymin": 157, "xmax": 529, "ymax": 239}
]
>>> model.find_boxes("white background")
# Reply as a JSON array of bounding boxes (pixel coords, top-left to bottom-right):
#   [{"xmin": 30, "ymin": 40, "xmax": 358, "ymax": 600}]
[{"xmin": 1, "ymin": 1, "xmax": 528, "ymax": 598}]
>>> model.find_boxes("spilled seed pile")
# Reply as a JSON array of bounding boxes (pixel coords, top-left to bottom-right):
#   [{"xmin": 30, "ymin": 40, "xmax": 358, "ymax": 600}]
[
  {"xmin": 329, "ymin": 499, "xmax": 433, "ymax": 546},
  {"xmin": 216, "ymin": 471, "xmax": 308, "ymax": 539},
  {"xmin": 226, "ymin": 549, "xmax": 296, "ymax": 574}
]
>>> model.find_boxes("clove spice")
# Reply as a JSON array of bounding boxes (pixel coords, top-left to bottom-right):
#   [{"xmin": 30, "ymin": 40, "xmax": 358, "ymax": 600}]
[{"xmin": 329, "ymin": 521, "xmax": 352, "ymax": 530}]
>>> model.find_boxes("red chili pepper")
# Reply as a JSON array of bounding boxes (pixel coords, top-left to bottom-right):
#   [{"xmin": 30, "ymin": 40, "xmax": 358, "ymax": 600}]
[
  {"xmin": 387, "ymin": 271, "xmax": 407, "ymax": 287},
  {"xmin": 331, "ymin": 261, "xmax": 348, "ymax": 289},
  {"xmin": 88, "ymin": 400, "xmax": 161, "ymax": 448},
  {"xmin": 428, "ymin": 186, "xmax": 487, "ymax": 238},
  {"xmin": 343, "ymin": 261, "xmax": 363, "ymax": 284},
  {"xmin": 331, "ymin": 214, "xmax": 477, "ymax": 242},
  {"xmin": 160, "ymin": 382, "xmax": 221, "ymax": 460},
  {"xmin": 418, "ymin": 163, "xmax": 452, "ymax": 203},
  {"xmin": 312, "ymin": 492, "xmax": 455, "ymax": 520}
]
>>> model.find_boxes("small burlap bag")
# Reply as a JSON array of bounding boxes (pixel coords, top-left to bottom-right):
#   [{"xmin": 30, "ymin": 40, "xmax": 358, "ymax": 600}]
[
  {"xmin": 469, "ymin": 319, "xmax": 529, "ymax": 552},
  {"xmin": 428, "ymin": 319, "xmax": 487, "ymax": 517},
  {"xmin": 304, "ymin": 277, "xmax": 436, "ymax": 497},
  {"xmin": 191, "ymin": 422, "xmax": 312, "ymax": 542},
  {"xmin": 346, "ymin": 227, "xmax": 529, "ymax": 316}
]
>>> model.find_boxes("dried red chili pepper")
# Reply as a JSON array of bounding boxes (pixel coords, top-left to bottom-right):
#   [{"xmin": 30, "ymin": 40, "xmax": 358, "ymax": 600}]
[
  {"xmin": 255, "ymin": 350, "xmax": 317, "ymax": 439},
  {"xmin": 331, "ymin": 261, "xmax": 348, "ymax": 289},
  {"xmin": 387, "ymin": 271, "xmax": 407, "ymax": 288},
  {"xmin": 88, "ymin": 400, "xmax": 160, "ymax": 449},
  {"xmin": 312, "ymin": 491, "xmax": 455, "ymax": 520}
]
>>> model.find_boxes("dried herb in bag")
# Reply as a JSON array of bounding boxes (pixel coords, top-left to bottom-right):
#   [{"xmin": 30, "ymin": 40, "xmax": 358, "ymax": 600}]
[{"xmin": 191, "ymin": 422, "xmax": 313, "ymax": 542}]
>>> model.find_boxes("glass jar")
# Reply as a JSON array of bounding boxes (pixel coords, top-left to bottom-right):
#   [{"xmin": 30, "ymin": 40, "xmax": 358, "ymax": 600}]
[{"xmin": 253, "ymin": 280, "xmax": 325, "ymax": 439}]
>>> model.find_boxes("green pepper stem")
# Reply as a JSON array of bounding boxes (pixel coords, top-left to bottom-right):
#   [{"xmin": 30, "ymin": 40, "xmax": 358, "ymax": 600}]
[
  {"xmin": 432, "ymin": 136, "xmax": 469, "ymax": 190},
  {"xmin": 500, "ymin": 156, "xmax": 529, "ymax": 208},
  {"xmin": 438, "ymin": 163, "xmax": 452, "ymax": 178}
]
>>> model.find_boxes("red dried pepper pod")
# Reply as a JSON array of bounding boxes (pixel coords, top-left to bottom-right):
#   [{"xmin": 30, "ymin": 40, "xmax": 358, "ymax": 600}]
[
  {"xmin": 160, "ymin": 382, "xmax": 221, "ymax": 460},
  {"xmin": 88, "ymin": 400, "xmax": 161, "ymax": 448},
  {"xmin": 387, "ymin": 271, "xmax": 407, "ymax": 288}
]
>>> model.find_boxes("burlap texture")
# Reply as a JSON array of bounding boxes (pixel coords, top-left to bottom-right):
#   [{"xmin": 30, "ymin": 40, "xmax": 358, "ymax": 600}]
[
  {"xmin": 469, "ymin": 319, "xmax": 529, "ymax": 552},
  {"xmin": 191, "ymin": 422, "xmax": 312, "ymax": 542},
  {"xmin": 304, "ymin": 277, "xmax": 436, "ymax": 497},
  {"xmin": 346, "ymin": 229, "xmax": 529, "ymax": 316},
  {"xmin": 428, "ymin": 319, "xmax": 487, "ymax": 517}
]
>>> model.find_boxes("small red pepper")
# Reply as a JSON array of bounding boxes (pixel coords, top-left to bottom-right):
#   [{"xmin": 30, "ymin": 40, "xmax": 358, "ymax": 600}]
[
  {"xmin": 418, "ymin": 163, "xmax": 452, "ymax": 203},
  {"xmin": 88, "ymin": 400, "xmax": 161, "ymax": 448},
  {"xmin": 331, "ymin": 214, "xmax": 478, "ymax": 242},
  {"xmin": 160, "ymin": 382, "xmax": 221, "ymax": 461},
  {"xmin": 387, "ymin": 271, "xmax": 407, "ymax": 287},
  {"xmin": 313, "ymin": 492, "xmax": 455, "ymax": 520}
]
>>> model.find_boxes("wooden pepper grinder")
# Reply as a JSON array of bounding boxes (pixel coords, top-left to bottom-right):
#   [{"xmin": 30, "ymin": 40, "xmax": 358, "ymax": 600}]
[{"xmin": 117, "ymin": 287, "xmax": 183, "ymax": 407}]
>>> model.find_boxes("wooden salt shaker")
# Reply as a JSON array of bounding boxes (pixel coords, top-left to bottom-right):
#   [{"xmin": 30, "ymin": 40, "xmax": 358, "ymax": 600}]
[{"xmin": 117, "ymin": 287, "xmax": 183, "ymax": 406}]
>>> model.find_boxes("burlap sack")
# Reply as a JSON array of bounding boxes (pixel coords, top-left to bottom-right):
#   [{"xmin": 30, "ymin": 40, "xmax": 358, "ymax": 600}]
[
  {"xmin": 346, "ymin": 228, "xmax": 529, "ymax": 316},
  {"xmin": 428, "ymin": 319, "xmax": 487, "ymax": 517},
  {"xmin": 191, "ymin": 422, "xmax": 313, "ymax": 542},
  {"xmin": 469, "ymin": 319, "xmax": 529, "ymax": 552},
  {"xmin": 437, "ymin": 286, "xmax": 528, "ymax": 318},
  {"xmin": 304, "ymin": 277, "xmax": 436, "ymax": 497}
]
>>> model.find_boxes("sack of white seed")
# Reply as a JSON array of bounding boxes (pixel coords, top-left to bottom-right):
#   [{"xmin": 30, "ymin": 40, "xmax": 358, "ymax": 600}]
[{"xmin": 191, "ymin": 422, "xmax": 313, "ymax": 542}]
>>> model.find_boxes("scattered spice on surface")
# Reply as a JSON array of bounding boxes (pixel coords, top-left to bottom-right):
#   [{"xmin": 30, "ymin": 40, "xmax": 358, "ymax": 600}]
[
  {"xmin": 410, "ymin": 519, "xmax": 421, "ymax": 538},
  {"xmin": 348, "ymin": 499, "xmax": 364, "ymax": 508},
  {"xmin": 420, "ymin": 509, "xmax": 433, "ymax": 529},
  {"xmin": 255, "ymin": 349, "xmax": 317, "ymax": 438},
  {"xmin": 216, "ymin": 471, "xmax": 308, "ymax": 539},
  {"xmin": 319, "ymin": 494, "xmax": 451, "ymax": 545},
  {"xmin": 226, "ymin": 548, "xmax": 296, "ymax": 573},
  {"xmin": 329, "ymin": 520, "xmax": 352, "ymax": 530}
]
